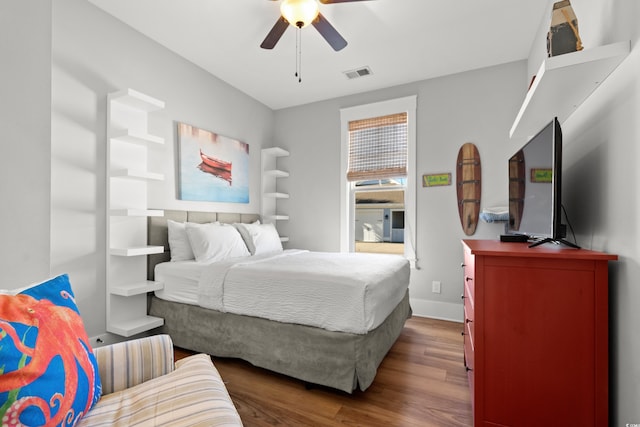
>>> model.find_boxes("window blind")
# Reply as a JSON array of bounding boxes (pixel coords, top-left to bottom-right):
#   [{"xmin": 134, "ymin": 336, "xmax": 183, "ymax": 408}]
[{"xmin": 347, "ymin": 112, "xmax": 408, "ymax": 182}]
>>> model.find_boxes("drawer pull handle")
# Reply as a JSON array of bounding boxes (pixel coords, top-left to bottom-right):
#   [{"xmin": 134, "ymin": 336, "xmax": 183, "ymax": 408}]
[
  {"xmin": 461, "ymin": 331, "xmax": 465, "ymax": 336},
  {"xmin": 466, "ymin": 318, "xmax": 473, "ymax": 324},
  {"xmin": 460, "ymin": 262, "xmax": 466, "ymax": 268},
  {"xmin": 461, "ymin": 294, "xmax": 465, "ymax": 300},
  {"xmin": 465, "ymin": 365, "xmax": 473, "ymax": 372},
  {"xmin": 466, "ymin": 277, "xmax": 473, "ymax": 282}
]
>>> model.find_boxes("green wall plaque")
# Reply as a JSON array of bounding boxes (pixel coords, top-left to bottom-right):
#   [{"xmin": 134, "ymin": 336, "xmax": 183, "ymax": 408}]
[{"xmin": 423, "ymin": 173, "xmax": 451, "ymax": 187}]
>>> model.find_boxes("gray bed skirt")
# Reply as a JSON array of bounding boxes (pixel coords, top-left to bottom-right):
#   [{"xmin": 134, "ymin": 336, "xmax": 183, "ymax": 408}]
[{"xmin": 149, "ymin": 291, "xmax": 412, "ymax": 393}]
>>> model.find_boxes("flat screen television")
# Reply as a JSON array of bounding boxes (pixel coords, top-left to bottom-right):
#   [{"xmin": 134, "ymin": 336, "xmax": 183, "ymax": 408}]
[{"xmin": 507, "ymin": 117, "xmax": 579, "ymax": 248}]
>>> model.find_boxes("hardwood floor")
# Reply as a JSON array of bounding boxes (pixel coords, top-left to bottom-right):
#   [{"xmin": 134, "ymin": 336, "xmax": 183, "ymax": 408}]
[{"xmin": 174, "ymin": 316, "xmax": 473, "ymax": 426}]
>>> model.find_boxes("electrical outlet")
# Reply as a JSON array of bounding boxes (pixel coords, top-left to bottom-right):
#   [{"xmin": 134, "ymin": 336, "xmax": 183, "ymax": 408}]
[{"xmin": 432, "ymin": 280, "xmax": 441, "ymax": 294}]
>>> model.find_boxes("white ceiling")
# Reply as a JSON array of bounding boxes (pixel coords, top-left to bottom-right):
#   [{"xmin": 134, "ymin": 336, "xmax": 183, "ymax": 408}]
[{"xmin": 88, "ymin": 0, "xmax": 549, "ymax": 110}]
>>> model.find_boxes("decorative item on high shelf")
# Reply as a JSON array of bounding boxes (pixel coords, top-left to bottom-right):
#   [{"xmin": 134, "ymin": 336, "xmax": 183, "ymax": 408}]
[
  {"xmin": 547, "ymin": 0, "xmax": 583, "ymax": 57},
  {"xmin": 456, "ymin": 143, "xmax": 481, "ymax": 236}
]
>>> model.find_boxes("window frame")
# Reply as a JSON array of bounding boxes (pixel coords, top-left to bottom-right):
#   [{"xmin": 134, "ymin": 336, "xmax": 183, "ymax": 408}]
[{"xmin": 340, "ymin": 96, "xmax": 417, "ymax": 266}]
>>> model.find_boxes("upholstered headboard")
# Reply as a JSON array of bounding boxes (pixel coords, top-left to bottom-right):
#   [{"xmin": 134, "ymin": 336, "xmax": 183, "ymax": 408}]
[{"xmin": 147, "ymin": 210, "xmax": 260, "ymax": 280}]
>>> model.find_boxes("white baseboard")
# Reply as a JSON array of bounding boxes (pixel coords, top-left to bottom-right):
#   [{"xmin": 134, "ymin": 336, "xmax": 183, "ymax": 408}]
[{"xmin": 409, "ymin": 297, "xmax": 463, "ymax": 323}]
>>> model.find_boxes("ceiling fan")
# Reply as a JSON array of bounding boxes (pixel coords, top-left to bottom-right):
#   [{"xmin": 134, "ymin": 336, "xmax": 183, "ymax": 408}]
[{"xmin": 261, "ymin": 0, "xmax": 372, "ymax": 52}]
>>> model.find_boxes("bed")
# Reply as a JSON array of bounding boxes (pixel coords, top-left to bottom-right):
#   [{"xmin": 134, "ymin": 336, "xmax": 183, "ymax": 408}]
[{"xmin": 147, "ymin": 210, "xmax": 412, "ymax": 393}]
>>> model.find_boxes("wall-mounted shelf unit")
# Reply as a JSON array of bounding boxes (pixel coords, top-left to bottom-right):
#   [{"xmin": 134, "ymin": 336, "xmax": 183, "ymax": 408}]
[
  {"xmin": 110, "ymin": 281, "xmax": 164, "ymax": 297},
  {"xmin": 106, "ymin": 88, "xmax": 165, "ymax": 337},
  {"xmin": 111, "ymin": 169, "xmax": 164, "ymax": 181},
  {"xmin": 109, "ymin": 246, "xmax": 165, "ymax": 257},
  {"xmin": 264, "ymin": 192, "xmax": 290, "ymax": 199},
  {"xmin": 109, "ymin": 129, "xmax": 164, "ymax": 145},
  {"xmin": 110, "ymin": 209, "xmax": 164, "ymax": 217},
  {"xmin": 510, "ymin": 41, "xmax": 630, "ymax": 139},
  {"xmin": 261, "ymin": 147, "xmax": 290, "ymax": 242}
]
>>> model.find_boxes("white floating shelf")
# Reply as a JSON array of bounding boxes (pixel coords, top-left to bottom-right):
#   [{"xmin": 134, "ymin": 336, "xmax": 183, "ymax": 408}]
[
  {"xmin": 110, "ymin": 88, "xmax": 165, "ymax": 112},
  {"xmin": 110, "ymin": 280, "xmax": 164, "ymax": 297},
  {"xmin": 107, "ymin": 315, "xmax": 164, "ymax": 337},
  {"xmin": 110, "ymin": 245, "xmax": 164, "ymax": 257},
  {"xmin": 110, "ymin": 209, "xmax": 164, "ymax": 217},
  {"xmin": 265, "ymin": 215, "xmax": 289, "ymax": 221},
  {"xmin": 111, "ymin": 169, "xmax": 165, "ymax": 181},
  {"xmin": 110, "ymin": 129, "xmax": 164, "ymax": 146},
  {"xmin": 264, "ymin": 192, "xmax": 289, "ymax": 199},
  {"xmin": 262, "ymin": 147, "xmax": 289, "ymax": 157},
  {"xmin": 510, "ymin": 41, "xmax": 630, "ymax": 139},
  {"xmin": 264, "ymin": 169, "xmax": 289, "ymax": 178}
]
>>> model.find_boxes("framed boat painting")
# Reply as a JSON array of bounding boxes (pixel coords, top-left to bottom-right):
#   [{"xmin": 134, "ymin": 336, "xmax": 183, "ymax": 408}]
[{"xmin": 177, "ymin": 122, "xmax": 249, "ymax": 203}]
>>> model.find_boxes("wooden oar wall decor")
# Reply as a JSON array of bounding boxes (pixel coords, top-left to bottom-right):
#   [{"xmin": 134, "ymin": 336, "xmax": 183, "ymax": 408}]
[{"xmin": 456, "ymin": 143, "xmax": 481, "ymax": 236}]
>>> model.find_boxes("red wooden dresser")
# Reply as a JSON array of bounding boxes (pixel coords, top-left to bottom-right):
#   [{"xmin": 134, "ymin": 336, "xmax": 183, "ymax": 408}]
[{"xmin": 461, "ymin": 239, "xmax": 617, "ymax": 426}]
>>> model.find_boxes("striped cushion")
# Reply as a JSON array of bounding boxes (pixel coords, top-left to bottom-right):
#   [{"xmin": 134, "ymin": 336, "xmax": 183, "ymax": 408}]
[
  {"xmin": 78, "ymin": 353, "xmax": 243, "ymax": 426},
  {"xmin": 92, "ymin": 334, "xmax": 174, "ymax": 395}
]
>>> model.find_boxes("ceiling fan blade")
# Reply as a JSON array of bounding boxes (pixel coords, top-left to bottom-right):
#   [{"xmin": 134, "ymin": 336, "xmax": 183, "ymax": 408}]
[
  {"xmin": 319, "ymin": 0, "xmax": 372, "ymax": 3},
  {"xmin": 312, "ymin": 13, "xmax": 348, "ymax": 51},
  {"xmin": 260, "ymin": 16, "xmax": 289, "ymax": 49}
]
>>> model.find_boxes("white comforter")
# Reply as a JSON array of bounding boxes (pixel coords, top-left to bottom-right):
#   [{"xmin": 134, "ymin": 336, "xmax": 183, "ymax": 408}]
[{"xmin": 197, "ymin": 250, "xmax": 410, "ymax": 334}]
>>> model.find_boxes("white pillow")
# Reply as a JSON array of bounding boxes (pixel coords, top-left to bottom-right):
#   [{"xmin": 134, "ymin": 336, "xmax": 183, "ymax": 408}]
[
  {"xmin": 167, "ymin": 220, "xmax": 196, "ymax": 261},
  {"xmin": 233, "ymin": 220, "xmax": 260, "ymax": 254},
  {"xmin": 185, "ymin": 222, "xmax": 250, "ymax": 262},
  {"xmin": 238, "ymin": 222, "xmax": 283, "ymax": 255}
]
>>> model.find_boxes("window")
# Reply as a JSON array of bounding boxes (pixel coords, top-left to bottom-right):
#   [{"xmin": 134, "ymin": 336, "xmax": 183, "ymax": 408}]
[
  {"xmin": 340, "ymin": 96, "xmax": 417, "ymax": 265},
  {"xmin": 347, "ymin": 112, "xmax": 407, "ymax": 181},
  {"xmin": 348, "ymin": 113, "xmax": 407, "ymax": 254}
]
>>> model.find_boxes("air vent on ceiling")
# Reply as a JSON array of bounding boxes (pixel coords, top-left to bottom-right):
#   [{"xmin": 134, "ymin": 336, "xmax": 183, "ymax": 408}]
[{"xmin": 343, "ymin": 66, "xmax": 373, "ymax": 80}]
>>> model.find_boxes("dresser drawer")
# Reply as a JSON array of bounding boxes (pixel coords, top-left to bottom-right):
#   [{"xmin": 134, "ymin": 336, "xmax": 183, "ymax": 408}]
[
  {"xmin": 463, "ymin": 324, "xmax": 474, "ymax": 369},
  {"xmin": 463, "ymin": 249, "xmax": 475, "ymax": 303},
  {"xmin": 463, "ymin": 319, "xmax": 474, "ymax": 402},
  {"xmin": 464, "ymin": 295, "xmax": 474, "ymax": 345}
]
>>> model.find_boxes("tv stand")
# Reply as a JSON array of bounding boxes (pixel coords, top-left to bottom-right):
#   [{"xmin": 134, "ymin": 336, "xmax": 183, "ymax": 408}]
[
  {"xmin": 528, "ymin": 237, "xmax": 580, "ymax": 249},
  {"xmin": 461, "ymin": 240, "xmax": 617, "ymax": 425}
]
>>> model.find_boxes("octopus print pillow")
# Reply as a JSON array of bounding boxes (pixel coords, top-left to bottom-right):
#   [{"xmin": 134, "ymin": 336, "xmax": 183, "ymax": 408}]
[{"xmin": 0, "ymin": 274, "xmax": 102, "ymax": 426}]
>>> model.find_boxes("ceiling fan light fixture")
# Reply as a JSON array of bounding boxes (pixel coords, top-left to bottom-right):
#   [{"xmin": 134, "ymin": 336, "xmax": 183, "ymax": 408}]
[{"xmin": 280, "ymin": 0, "xmax": 320, "ymax": 28}]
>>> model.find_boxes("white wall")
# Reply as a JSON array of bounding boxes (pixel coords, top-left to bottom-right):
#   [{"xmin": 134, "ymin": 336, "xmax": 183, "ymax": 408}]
[
  {"xmin": 50, "ymin": 0, "xmax": 274, "ymax": 336},
  {"xmin": 557, "ymin": 0, "xmax": 639, "ymax": 425},
  {"xmin": 274, "ymin": 60, "xmax": 525, "ymax": 320},
  {"xmin": 0, "ymin": 0, "xmax": 52, "ymax": 286}
]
